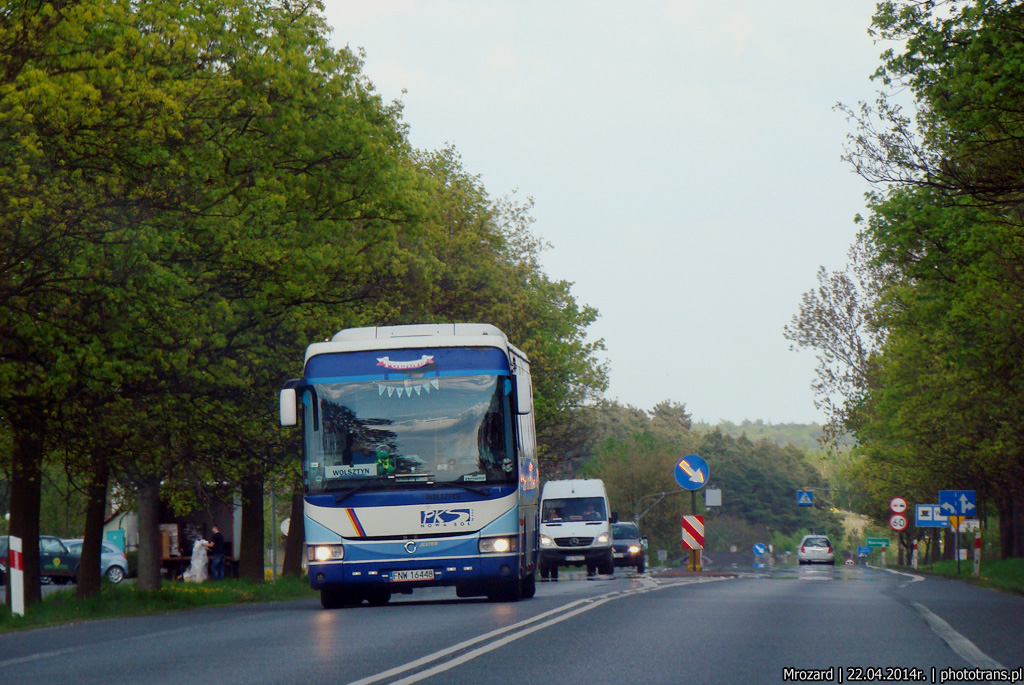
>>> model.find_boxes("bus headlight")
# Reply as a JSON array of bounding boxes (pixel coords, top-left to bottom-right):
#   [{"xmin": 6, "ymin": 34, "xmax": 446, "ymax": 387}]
[
  {"xmin": 539, "ymin": 534, "xmax": 554, "ymax": 548},
  {"xmin": 479, "ymin": 536, "xmax": 517, "ymax": 554},
  {"xmin": 308, "ymin": 544, "xmax": 344, "ymax": 562}
]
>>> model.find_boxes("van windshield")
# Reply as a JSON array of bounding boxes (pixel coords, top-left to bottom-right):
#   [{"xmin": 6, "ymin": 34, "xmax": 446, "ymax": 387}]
[{"xmin": 542, "ymin": 497, "xmax": 606, "ymax": 522}]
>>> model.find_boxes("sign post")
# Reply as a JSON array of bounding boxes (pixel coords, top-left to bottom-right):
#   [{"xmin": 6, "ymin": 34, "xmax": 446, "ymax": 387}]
[
  {"xmin": 866, "ymin": 537, "xmax": 888, "ymax": 566},
  {"xmin": 940, "ymin": 490, "xmax": 976, "ymax": 575},
  {"xmin": 674, "ymin": 455, "xmax": 708, "ymax": 571}
]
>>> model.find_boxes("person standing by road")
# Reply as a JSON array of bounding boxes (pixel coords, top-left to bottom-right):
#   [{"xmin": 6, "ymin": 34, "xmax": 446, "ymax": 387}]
[{"xmin": 208, "ymin": 525, "xmax": 226, "ymax": 581}]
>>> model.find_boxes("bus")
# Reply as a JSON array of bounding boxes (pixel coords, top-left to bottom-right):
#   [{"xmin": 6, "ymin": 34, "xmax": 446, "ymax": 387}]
[{"xmin": 279, "ymin": 323, "xmax": 540, "ymax": 608}]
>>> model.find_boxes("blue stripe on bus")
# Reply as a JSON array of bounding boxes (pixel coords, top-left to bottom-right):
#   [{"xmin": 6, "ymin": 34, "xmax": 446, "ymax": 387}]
[
  {"xmin": 306, "ymin": 485, "xmax": 516, "ymax": 509},
  {"xmin": 306, "ymin": 369, "xmax": 509, "ymax": 384},
  {"xmin": 305, "ymin": 347, "xmax": 510, "ymax": 379}
]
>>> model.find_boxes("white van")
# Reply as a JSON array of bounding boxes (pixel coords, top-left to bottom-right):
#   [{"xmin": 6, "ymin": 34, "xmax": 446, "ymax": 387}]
[{"xmin": 538, "ymin": 479, "xmax": 614, "ymax": 579}]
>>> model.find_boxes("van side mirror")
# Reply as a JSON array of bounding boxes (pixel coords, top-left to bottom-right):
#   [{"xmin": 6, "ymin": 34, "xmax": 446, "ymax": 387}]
[{"xmin": 610, "ymin": 511, "xmax": 619, "ymax": 524}]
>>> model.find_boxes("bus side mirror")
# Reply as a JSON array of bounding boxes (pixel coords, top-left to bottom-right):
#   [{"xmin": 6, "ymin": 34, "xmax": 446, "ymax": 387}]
[
  {"xmin": 280, "ymin": 379, "xmax": 302, "ymax": 426},
  {"xmin": 512, "ymin": 374, "xmax": 533, "ymax": 415},
  {"xmin": 280, "ymin": 389, "xmax": 297, "ymax": 426}
]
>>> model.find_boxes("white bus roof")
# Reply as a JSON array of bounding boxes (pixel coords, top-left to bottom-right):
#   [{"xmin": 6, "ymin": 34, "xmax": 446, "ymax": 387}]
[{"xmin": 304, "ymin": 323, "xmax": 527, "ymax": 364}]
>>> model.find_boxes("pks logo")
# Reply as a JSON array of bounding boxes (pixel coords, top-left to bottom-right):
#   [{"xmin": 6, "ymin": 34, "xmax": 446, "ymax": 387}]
[{"xmin": 420, "ymin": 508, "xmax": 473, "ymax": 528}]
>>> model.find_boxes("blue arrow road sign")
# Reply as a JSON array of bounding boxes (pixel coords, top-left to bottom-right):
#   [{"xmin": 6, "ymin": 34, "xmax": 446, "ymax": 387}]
[
  {"xmin": 915, "ymin": 504, "xmax": 949, "ymax": 528},
  {"xmin": 674, "ymin": 454, "xmax": 709, "ymax": 491},
  {"xmin": 753, "ymin": 543, "xmax": 767, "ymax": 555},
  {"xmin": 939, "ymin": 490, "xmax": 976, "ymax": 517},
  {"xmin": 796, "ymin": 489, "xmax": 813, "ymax": 506}
]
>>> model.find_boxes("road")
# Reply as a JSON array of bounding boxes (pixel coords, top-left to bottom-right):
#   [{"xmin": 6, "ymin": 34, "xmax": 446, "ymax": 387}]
[{"xmin": 1, "ymin": 564, "xmax": 1021, "ymax": 684}]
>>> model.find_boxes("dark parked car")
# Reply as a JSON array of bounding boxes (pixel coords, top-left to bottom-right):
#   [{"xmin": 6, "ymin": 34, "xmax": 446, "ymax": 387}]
[
  {"xmin": 0, "ymin": 534, "xmax": 80, "ymax": 585},
  {"xmin": 62, "ymin": 539, "xmax": 130, "ymax": 584},
  {"xmin": 611, "ymin": 521, "xmax": 647, "ymax": 573}
]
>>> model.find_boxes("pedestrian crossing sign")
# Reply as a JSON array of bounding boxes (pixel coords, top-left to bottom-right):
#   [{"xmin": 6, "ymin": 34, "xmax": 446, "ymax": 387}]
[{"xmin": 797, "ymin": 489, "xmax": 813, "ymax": 506}]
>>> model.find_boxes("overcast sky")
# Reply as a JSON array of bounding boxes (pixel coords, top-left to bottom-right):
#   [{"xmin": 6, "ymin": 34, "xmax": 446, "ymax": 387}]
[{"xmin": 321, "ymin": 1, "xmax": 887, "ymax": 425}]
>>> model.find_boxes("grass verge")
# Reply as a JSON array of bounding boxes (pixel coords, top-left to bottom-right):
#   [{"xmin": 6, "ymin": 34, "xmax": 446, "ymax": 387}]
[
  {"xmin": 908, "ymin": 557, "xmax": 1024, "ymax": 594},
  {"xmin": 0, "ymin": 575, "xmax": 318, "ymax": 633}
]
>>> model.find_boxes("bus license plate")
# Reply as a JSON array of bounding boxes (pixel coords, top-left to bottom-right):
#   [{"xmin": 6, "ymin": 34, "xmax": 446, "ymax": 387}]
[
  {"xmin": 565, "ymin": 555, "xmax": 585, "ymax": 562},
  {"xmin": 391, "ymin": 569, "xmax": 434, "ymax": 582}
]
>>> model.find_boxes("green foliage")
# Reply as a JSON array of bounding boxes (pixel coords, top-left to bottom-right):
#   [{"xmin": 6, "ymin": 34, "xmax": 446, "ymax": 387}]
[
  {"xmin": 803, "ymin": 0, "xmax": 1024, "ymax": 557},
  {"xmin": 575, "ymin": 403, "xmax": 841, "ymax": 554},
  {"xmin": 694, "ymin": 420, "xmax": 834, "ymax": 454},
  {"xmin": 0, "ymin": 0, "xmax": 609, "ymax": 590},
  {"xmin": 0, "ymin": 576, "xmax": 317, "ymax": 633}
]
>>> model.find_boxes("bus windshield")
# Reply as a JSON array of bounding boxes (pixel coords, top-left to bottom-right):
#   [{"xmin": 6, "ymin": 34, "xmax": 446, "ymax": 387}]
[{"xmin": 303, "ymin": 374, "xmax": 516, "ymax": 494}]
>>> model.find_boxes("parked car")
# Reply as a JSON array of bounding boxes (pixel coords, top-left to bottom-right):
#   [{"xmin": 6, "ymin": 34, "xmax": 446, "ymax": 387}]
[
  {"xmin": 0, "ymin": 534, "xmax": 80, "ymax": 585},
  {"xmin": 62, "ymin": 539, "xmax": 130, "ymax": 584},
  {"xmin": 611, "ymin": 521, "xmax": 647, "ymax": 573},
  {"xmin": 797, "ymin": 534, "xmax": 835, "ymax": 565}
]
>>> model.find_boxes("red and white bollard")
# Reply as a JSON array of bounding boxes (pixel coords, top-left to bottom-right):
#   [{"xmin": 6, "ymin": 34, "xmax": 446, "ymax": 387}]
[{"xmin": 9, "ymin": 535, "xmax": 25, "ymax": 617}]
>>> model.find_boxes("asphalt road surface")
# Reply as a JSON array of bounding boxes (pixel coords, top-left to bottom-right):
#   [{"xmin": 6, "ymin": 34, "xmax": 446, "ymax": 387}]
[{"xmin": 2, "ymin": 564, "xmax": 1021, "ymax": 684}]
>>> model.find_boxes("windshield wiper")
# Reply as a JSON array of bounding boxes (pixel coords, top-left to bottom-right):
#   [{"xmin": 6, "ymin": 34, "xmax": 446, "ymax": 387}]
[
  {"xmin": 441, "ymin": 481, "xmax": 491, "ymax": 496},
  {"xmin": 334, "ymin": 479, "xmax": 377, "ymax": 504}
]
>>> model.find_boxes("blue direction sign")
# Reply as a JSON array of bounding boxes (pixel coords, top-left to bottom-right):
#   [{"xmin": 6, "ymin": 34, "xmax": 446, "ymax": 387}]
[
  {"xmin": 796, "ymin": 489, "xmax": 813, "ymax": 506},
  {"xmin": 939, "ymin": 490, "xmax": 976, "ymax": 517},
  {"xmin": 674, "ymin": 454, "xmax": 709, "ymax": 491},
  {"xmin": 915, "ymin": 504, "xmax": 949, "ymax": 528},
  {"xmin": 753, "ymin": 543, "xmax": 767, "ymax": 555},
  {"xmin": 857, "ymin": 546, "xmax": 871, "ymax": 556}
]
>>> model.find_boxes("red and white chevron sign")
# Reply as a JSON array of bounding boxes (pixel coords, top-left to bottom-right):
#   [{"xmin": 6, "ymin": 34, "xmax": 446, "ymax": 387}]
[{"xmin": 681, "ymin": 515, "xmax": 705, "ymax": 550}]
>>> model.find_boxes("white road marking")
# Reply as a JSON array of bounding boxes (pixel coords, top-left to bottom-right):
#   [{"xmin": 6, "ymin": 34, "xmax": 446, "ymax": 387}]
[
  {"xmin": 912, "ymin": 602, "xmax": 1006, "ymax": 670},
  {"xmin": 349, "ymin": 576, "xmax": 729, "ymax": 685},
  {"xmin": 876, "ymin": 566, "xmax": 925, "ymax": 584}
]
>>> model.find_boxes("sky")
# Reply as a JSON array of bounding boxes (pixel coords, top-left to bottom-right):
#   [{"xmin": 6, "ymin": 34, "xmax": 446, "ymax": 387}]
[{"xmin": 320, "ymin": 1, "xmax": 887, "ymax": 425}]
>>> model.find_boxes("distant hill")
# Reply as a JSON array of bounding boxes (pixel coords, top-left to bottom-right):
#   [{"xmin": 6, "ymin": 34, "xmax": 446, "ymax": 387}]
[{"xmin": 692, "ymin": 420, "xmax": 826, "ymax": 454}]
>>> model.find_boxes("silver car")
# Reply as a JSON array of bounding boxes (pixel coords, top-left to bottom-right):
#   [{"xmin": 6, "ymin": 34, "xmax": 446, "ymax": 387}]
[
  {"xmin": 797, "ymin": 535, "xmax": 835, "ymax": 565},
  {"xmin": 63, "ymin": 539, "xmax": 130, "ymax": 583}
]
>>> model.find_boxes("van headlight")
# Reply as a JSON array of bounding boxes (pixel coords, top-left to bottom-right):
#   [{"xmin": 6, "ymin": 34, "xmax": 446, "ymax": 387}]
[
  {"xmin": 479, "ymin": 536, "xmax": 517, "ymax": 553},
  {"xmin": 596, "ymin": 532, "xmax": 610, "ymax": 545},
  {"xmin": 628, "ymin": 545, "xmax": 641, "ymax": 554},
  {"xmin": 308, "ymin": 544, "xmax": 344, "ymax": 562},
  {"xmin": 539, "ymin": 534, "xmax": 554, "ymax": 548}
]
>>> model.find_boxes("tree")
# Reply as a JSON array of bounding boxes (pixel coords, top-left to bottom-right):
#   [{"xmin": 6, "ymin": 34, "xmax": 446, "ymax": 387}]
[
  {"xmin": 833, "ymin": 0, "xmax": 1024, "ymax": 556},
  {"xmin": 784, "ymin": 237, "xmax": 889, "ymax": 449},
  {"xmin": 1, "ymin": 0, "xmax": 423, "ymax": 600}
]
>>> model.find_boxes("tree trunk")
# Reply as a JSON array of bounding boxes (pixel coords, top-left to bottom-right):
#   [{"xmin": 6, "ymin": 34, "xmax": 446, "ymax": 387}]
[
  {"xmin": 943, "ymin": 528, "xmax": 955, "ymax": 560},
  {"xmin": 6, "ymin": 406, "xmax": 44, "ymax": 607},
  {"xmin": 1012, "ymin": 489, "xmax": 1024, "ymax": 559},
  {"xmin": 282, "ymin": 485, "xmax": 305, "ymax": 578},
  {"xmin": 136, "ymin": 475, "xmax": 162, "ymax": 591},
  {"xmin": 238, "ymin": 473, "xmax": 265, "ymax": 583},
  {"xmin": 76, "ymin": 450, "xmax": 110, "ymax": 598}
]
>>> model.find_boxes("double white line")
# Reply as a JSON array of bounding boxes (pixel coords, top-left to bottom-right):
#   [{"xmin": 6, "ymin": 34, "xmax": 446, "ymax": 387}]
[{"xmin": 349, "ymin": 576, "xmax": 727, "ymax": 685}]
